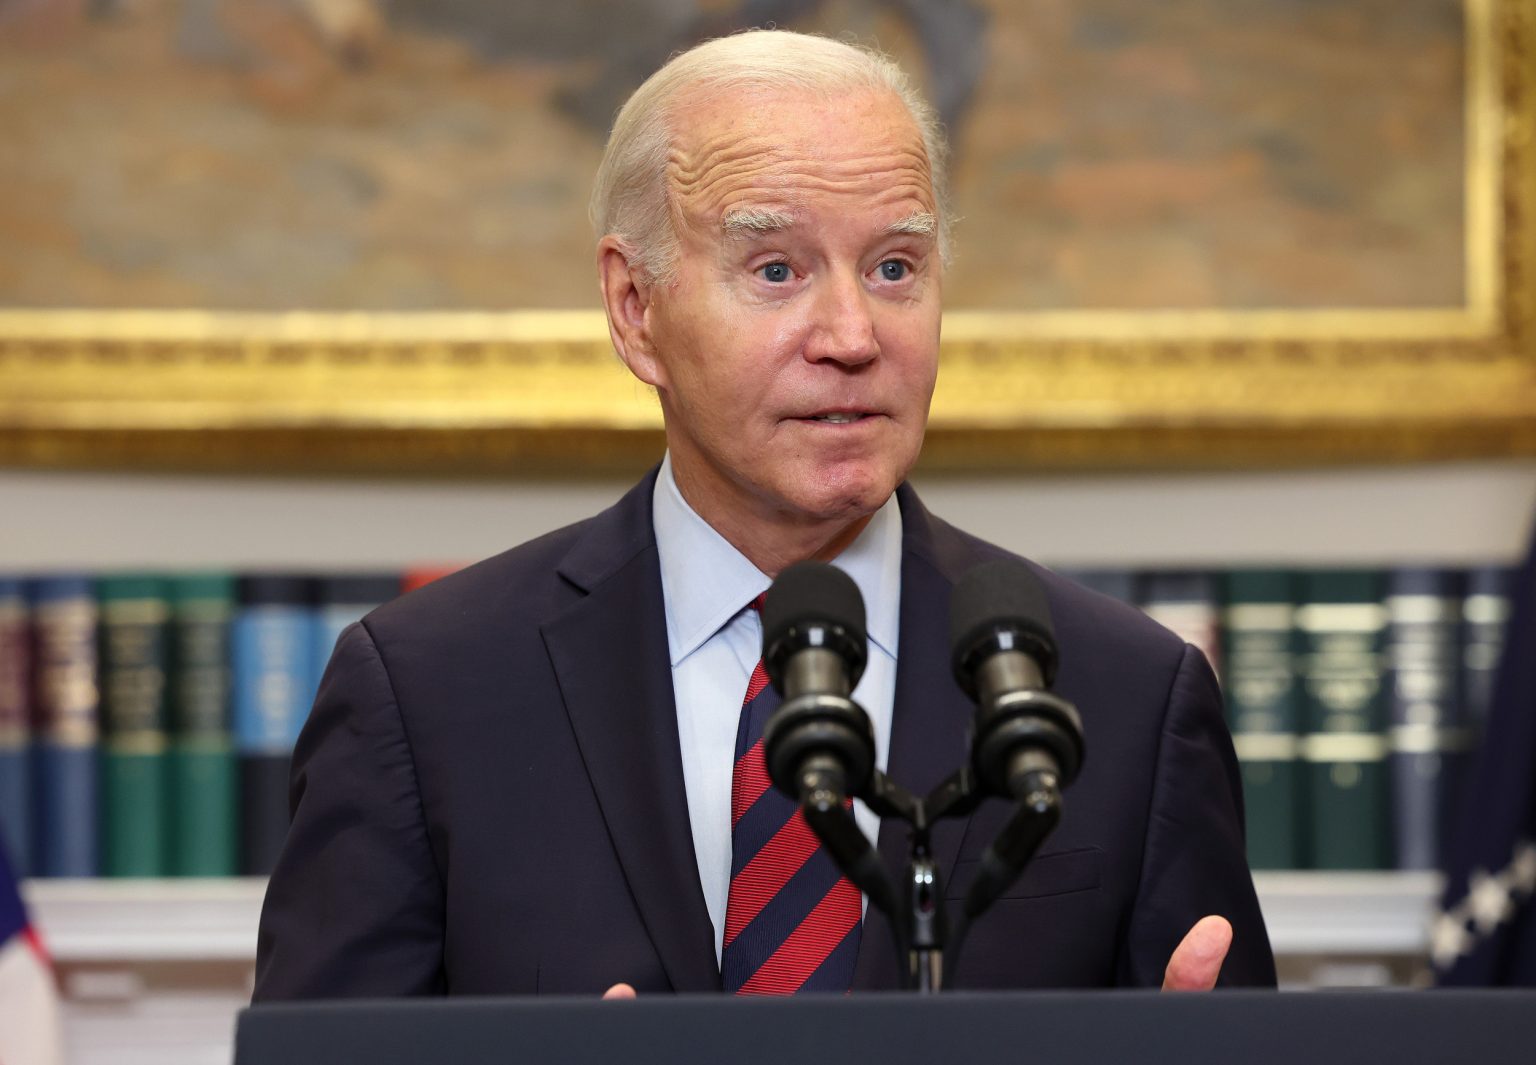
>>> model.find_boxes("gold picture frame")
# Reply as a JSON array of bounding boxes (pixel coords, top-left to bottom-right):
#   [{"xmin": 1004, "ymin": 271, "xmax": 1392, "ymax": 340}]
[{"xmin": 0, "ymin": 0, "xmax": 1532, "ymax": 475}]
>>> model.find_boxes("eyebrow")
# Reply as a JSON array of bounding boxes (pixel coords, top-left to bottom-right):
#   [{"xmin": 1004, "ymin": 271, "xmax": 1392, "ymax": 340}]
[
  {"xmin": 721, "ymin": 208, "xmax": 938, "ymax": 238},
  {"xmin": 884, "ymin": 211, "xmax": 937, "ymax": 237},
  {"xmin": 721, "ymin": 207, "xmax": 796, "ymax": 236}
]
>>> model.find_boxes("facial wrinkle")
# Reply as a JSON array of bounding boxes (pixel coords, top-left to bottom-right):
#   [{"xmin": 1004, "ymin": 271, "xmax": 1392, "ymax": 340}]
[
  {"xmin": 672, "ymin": 125, "xmax": 933, "ymax": 226},
  {"xmin": 677, "ymin": 141, "xmax": 931, "ymax": 200},
  {"xmin": 684, "ymin": 162, "xmax": 935, "ymax": 241},
  {"xmin": 669, "ymin": 132, "xmax": 786, "ymax": 210}
]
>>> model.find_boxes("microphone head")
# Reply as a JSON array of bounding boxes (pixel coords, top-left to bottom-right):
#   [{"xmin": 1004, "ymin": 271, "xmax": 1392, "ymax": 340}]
[
  {"xmin": 949, "ymin": 558, "xmax": 1059, "ymax": 696},
  {"xmin": 762, "ymin": 561, "xmax": 868, "ymax": 695}
]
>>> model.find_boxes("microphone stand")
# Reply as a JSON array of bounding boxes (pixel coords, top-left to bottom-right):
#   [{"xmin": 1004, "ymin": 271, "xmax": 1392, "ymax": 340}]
[{"xmin": 803, "ymin": 760, "xmax": 1066, "ymax": 994}]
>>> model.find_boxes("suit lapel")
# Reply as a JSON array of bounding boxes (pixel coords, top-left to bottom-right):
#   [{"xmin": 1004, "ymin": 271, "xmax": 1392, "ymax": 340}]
[
  {"xmin": 539, "ymin": 476, "xmax": 989, "ymax": 994},
  {"xmin": 852, "ymin": 485, "xmax": 982, "ymax": 991},
  {"xmin": 541, "ymin": 473, "xmax": 721, "ymax": 993}
]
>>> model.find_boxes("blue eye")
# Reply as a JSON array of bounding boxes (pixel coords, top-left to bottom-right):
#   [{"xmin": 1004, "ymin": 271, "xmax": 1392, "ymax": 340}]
[
  {"xmin": 759, "ymin": 262, "xmax": 791, "ymax": 283},
  {"xmin": 880, "ymin": 260, "xmax": 908, "ymax": 281}
]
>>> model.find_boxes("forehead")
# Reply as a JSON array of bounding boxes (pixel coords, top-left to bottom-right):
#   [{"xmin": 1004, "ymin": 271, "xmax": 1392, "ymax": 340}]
[{"xmin": 665, "ymin": 84, "xmax": 935, "ymax": 230}]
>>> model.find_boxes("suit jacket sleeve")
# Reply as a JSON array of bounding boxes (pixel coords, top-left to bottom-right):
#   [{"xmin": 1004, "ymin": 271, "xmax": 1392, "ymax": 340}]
[
  {"xmin": 253, "ymin": 621, "xmax": 447, "ymax": 1000},
  {"xmin": 1116, "ymin": 642, "xmax": 1277, "ymax": 987}
]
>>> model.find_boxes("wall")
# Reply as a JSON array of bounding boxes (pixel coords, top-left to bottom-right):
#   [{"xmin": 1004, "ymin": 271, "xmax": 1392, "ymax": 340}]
[{"xmin": 6, "ymin": 460, "xmax": 1534, "ymax": 572}]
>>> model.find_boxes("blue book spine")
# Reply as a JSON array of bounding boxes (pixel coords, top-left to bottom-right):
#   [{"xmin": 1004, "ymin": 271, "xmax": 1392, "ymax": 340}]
[
  {"xmin": 233, "ymin": 604, "xmax": 319, "ymax": 754},
  {"xmin": 0, "ymin": 578, "xmax": 30, "ymax": 876},
  {"xmin": 30, "ymin": 575, "xmax": 100, "ymax": 877},
  {"xmin": 1386, "ymin": 568, "xmax": 1464, "ymax": 870},
  {"xmin": 233, "ymin": 578, "xmax": 317, "ymax": 875}
]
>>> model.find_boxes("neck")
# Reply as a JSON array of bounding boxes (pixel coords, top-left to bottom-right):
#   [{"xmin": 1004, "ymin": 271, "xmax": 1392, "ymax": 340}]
[{"xmin": 669, "ymin": 458, "xmax": 878, "ymax": 578}]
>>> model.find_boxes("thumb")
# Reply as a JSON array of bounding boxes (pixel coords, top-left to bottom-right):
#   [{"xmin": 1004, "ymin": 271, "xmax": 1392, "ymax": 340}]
[
  {"xmin": 602, "ymin": 983, "xmax": 637, "ymax": 1000},
  {"xmin": 1162, "ymin": 915, "xmax": 1233, "ymax": 992}
]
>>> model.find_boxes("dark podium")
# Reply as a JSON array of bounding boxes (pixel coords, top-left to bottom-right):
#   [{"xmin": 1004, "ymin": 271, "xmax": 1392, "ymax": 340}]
[{"xmin": 236, "ymin": 990, "xmax": 1536, "ymax": 1065}]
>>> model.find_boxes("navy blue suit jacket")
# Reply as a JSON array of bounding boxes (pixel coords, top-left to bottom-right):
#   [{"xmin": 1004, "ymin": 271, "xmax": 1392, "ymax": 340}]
[{"xmin": 253, "ymin": 472, "xmax": 1275, "ymax": 998}]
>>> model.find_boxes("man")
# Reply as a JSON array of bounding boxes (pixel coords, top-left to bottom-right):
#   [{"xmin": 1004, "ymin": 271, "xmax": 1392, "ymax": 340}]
[{"xmin": 254, "ymin": 29, "xmax": 1274, "ymax": 999}]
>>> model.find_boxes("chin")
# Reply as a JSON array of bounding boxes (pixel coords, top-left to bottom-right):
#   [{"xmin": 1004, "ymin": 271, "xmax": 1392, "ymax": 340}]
[{"xmin": 788, "ymin": 462, "xmax": 902, "ymax": 522}]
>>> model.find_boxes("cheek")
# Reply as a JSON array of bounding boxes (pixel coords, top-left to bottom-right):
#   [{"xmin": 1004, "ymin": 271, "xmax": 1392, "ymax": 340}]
[
  {"xmin": 701, "ymin": 314, "xmax": 810, "ymax": 410},
  {"xmin": 878, "ymin": 315, "xmax": 941, "ymax": 392},
  {"xmin": 663, "ymin": 328, "xmax": 772, "ymax": 436}
]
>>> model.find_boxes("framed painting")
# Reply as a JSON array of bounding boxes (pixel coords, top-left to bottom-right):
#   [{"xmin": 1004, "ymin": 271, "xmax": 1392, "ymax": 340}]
[{"xmin": 0, "ymin": 0, "xmax": 1531, "ymax": 473}]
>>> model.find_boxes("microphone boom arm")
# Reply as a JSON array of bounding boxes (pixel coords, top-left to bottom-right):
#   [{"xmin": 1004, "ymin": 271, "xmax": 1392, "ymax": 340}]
[{"xmin": 796, "ymin": 758, "xmax": 912, "ymax": 985}]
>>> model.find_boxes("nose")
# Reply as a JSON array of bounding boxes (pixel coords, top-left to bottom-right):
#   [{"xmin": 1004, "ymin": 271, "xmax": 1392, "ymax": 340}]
[{"xmin": 802, "ymin": 269, "xmax": 879, "ymax": 367}]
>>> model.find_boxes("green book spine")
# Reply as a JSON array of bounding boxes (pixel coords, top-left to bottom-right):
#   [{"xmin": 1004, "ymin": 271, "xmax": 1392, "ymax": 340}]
[
  {"xmin": 1298, "ymin": 569, "xmax": 1391, "ymax": 870},
  {"xmin": 168, "ymin": 750, "xmax": 237, "ymax": 877},
  {"xmin": 98, "ymin": 575, "xmax": 171, "ymax": 877},
  {"xmin": 168, "ymin": 574, "xmax": 238, "ymax": 877},
  {"xmin": 1221, "ymin": 569, "xmax": 1303, "ymax": 870}
]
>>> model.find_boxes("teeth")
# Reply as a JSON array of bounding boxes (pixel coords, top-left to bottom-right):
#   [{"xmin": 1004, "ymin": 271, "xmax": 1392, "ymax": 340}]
[{"xmin": 813, "ymin": 412, "xmax": 863, "ymax": 423}]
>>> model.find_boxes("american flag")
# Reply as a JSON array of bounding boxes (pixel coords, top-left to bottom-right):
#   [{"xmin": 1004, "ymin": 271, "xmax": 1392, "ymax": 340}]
[
  {"xmin": 0, "ymin": 832, "xmax": 63, "ymax": 1065},
  {"xmin": 1434, "ymin": 523, "xmax": 1536, "ymax": 984}
]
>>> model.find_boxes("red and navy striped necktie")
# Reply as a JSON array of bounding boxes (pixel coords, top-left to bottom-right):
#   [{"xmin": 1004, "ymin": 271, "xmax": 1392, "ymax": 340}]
[{"xmin": 720, "ymin": 596, "xmax": 862, "ymax": 994}]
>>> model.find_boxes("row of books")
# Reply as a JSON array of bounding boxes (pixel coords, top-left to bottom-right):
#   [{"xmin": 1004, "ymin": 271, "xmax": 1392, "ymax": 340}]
[
  {"xmin": 1059, "ymin": 567, "xmax": 1516, "ymax": 871},
  {"xmin": 0, "ymin": 563, "xmax": 1518, "ymax": 880},
  {"xmin": 0, "ymin": 568, "xmax": 454, "ymax": 880}
]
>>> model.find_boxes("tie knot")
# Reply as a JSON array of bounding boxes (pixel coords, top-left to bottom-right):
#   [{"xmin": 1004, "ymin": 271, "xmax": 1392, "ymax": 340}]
[{"xmin": 750, "ymin": 592, "xmax": 767, "ymax": 614}]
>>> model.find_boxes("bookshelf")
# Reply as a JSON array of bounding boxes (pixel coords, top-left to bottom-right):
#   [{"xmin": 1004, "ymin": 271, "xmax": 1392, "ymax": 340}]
[
  {"xmin": 6, "ymin": 462, "xmax": 1535, "ymax": 572},
  {"xmin": 25, "ymin": 879, "xmax": 265, "ymax": 962},
  {"xmin": 1254, "ymin": 872, "xmax": 1439, "ymax": 954},
  {"xmin": 5, "ymin": 460, "xmax": 1534, "ymax": 1064}
]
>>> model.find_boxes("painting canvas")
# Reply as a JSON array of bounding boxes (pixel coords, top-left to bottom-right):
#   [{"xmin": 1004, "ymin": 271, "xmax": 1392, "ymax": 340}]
[
  {"xmin": 0, "ymin": 0, "xmax": 1529, "ymax": 472},
  {"xmin": 0, "ymin": 0, "xmax": 1467, "ymax": 313}
]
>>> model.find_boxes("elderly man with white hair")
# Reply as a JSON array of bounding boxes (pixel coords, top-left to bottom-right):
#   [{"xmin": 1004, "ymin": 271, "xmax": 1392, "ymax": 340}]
[{"xmin": 254, "ymin": 30, "xmax": 1275, "ymax": 999}]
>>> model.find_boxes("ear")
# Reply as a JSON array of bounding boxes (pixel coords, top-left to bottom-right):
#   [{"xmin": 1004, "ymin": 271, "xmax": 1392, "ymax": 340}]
[{"xmin": 597, "ymin": 236, "xmax": 668, "ymax": 390}]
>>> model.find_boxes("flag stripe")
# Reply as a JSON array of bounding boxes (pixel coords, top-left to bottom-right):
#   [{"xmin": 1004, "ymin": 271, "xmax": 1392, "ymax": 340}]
[{"xmin": 0, "ymin": 832, "xmax": 64, "ymax": 1065}]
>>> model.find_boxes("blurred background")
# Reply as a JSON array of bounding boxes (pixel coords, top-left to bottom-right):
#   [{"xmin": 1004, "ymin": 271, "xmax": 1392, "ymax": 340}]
[{"xmin": 1, "ymin": 1, "xmax": 1534, "ymax": 1063}]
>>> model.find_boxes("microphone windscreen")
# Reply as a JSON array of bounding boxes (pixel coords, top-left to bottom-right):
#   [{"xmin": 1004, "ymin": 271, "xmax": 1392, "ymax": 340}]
[
  {"xmin": 949, "ymin": 558, "xmax": 1058, "ymax": 687},
  {"xmin": 763, "ymin": 561, "xmax": 867, "ymax": 648}
]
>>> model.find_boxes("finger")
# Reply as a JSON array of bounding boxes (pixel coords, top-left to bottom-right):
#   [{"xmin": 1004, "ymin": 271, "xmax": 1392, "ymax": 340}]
[
  {"xmin": 1161, "ymin": 914, "xmax": 1233, "ymax": 992},
  {"xmin": 602, "ymin": 983, "xmax": 637, "ymax": 1000}
]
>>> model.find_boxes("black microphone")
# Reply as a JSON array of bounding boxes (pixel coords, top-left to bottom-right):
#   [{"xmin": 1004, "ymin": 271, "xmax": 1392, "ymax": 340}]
[
  {"xmin": 759, "ymin": 563, "xmax": 907, "ymax": 973},
  {"xmin": 950, "ymin": 558, "xmax": 1084, "ymax": 802},
  {"xmin": 948, "ymin": 559, "xmax": 1085, "ymax": 930},
  {"xmin": 761, "ymin": 561, "xmax": 876, "ymax": 806}
]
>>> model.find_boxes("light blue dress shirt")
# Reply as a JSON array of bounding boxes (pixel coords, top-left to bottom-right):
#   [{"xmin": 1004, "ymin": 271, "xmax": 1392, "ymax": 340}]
[{"xmin": 652, "ymin": 454, "xmax": 901, "ymax": 964}]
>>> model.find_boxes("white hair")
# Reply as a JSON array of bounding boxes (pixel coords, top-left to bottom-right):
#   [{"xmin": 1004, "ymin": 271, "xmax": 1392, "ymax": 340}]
[{"xmin": 590, "ymin": 29, "xmax": 952, "ymax": 285}]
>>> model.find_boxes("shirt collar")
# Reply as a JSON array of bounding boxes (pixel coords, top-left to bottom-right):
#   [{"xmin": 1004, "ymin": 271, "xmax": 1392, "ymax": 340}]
[{"xmin": 652, "ymin": 454, "xmax": 902, "ymax": 667}]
